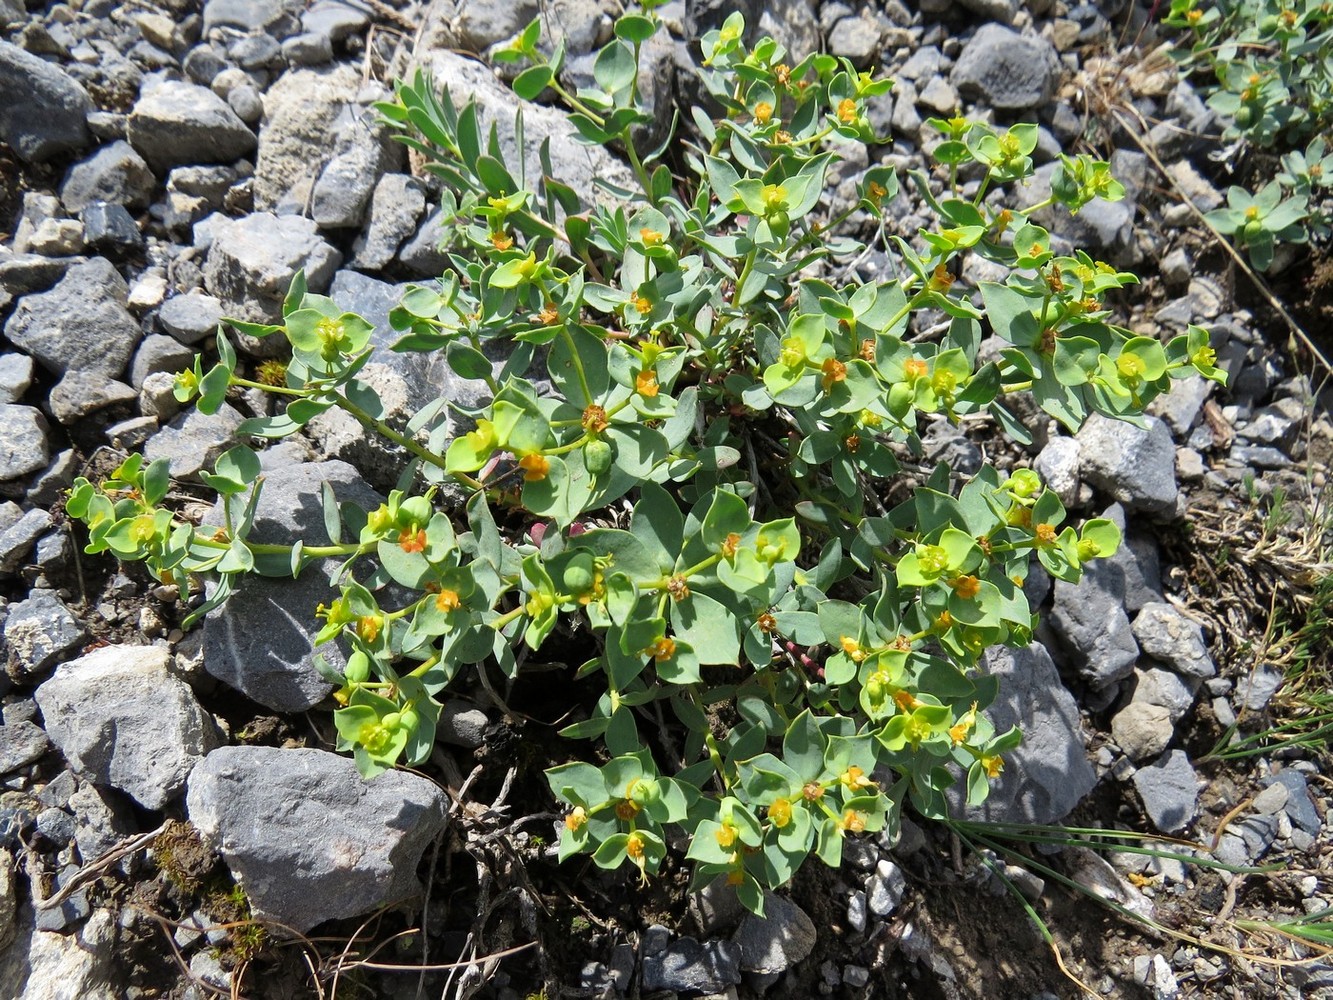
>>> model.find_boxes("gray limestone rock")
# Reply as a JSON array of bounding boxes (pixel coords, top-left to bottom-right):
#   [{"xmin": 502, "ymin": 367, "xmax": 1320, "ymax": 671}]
[
  {"xmin": 1, "ymin": 907, "xmax": 118, "ymax": 1000},
  {"xmin": 3, "ymin": 257, "xmax": 141, "ymax": 381},
  {"xmin": 202, "ymin": 213, "xmax": 341, "ymax": 323},
  {"xmin": 0, "ymin": 721, "xmax": 51, "ymax": 774},
  {"xmin": 2, "ymin": 589, "xmax": 85, "ymax": 677},
  {"xmin": 0, "ymin": 406, "xmax": 50, "ymax": 482},
  {"xmin": 203, "ymin": 0, "xmax": 304, "ymax": 37},
  {"xmin": 310, "ymin": 131, "xmax": 396, "ymax": 230},
  {"xmin": 732, "ymin": 893, "xmax": 816, "ymax": 975},
  {"xmin": 951, "ymin": 24, "xmax": 1059, "ymax": 110},
  {"xmin": 0, "ymin": 41, "xmax": 92, "ymax": 163},
  {"xmin": 60, "ymin": 141, "xmax": 155, "ymax": 213},
  {"xmin": 127, "ymin": 81, "xmax": 257, "ymax": 173},
  {"xmin": 81, "ymin": 202, "xmax": 143, "ymax": 254},
  {"xmin": 1034, "ymin": 436, "xmax": 1081, "ymax": 507},
  {"xmin": 158, "ymin": 291, "xmax": 224, "ymax": 345},
  {"xmin": 1050, "ymin": 561, "xmax": 1139, "ymax": 688},
  {"xmin": 35, "ymin": 645, "xmax": 221, "ymax": 809},
  {"xmin": 641, "ymin": 932, "xmax": 742, "ymax": 994},
  {"xmin": 410, "ymin": 49, "xmax": 636, "ymax": 206},
  {"xmin": 128, "ymin": 334, "xmax": 195, "ymax": 390},
  {"xmin": 452, "ymin": 0, "xmax": 540, "ymax": 50},
  {"xmin": 1077, "ymin": 413, "xmax": 1179, "ymax": 515},
  {"xmin": 186, "ymin": 745, "xmax": 448, "ymax": 932},
  {"xmin": 1133, "ymin": 750, "xmax": 1198, "ymax": 834},
  {"xmin": 0, "ymin": 509, "xmax": 53, "ymax": 573},
  {"xmin": 1236, "ymin": 662, "xmax": 1283, "ymax": 711},
  {"xmin": 1132, "ymin": 603, "xmax": 1215, "ymax": 679},
  {"xmin": 352, "ymin": 173, "xmax": 427, "ymax": 271},
  {"xmin": 1111, "ymin": 702, "xmax": 1173, "ymax": 762},
  {"xmin": 949, "ymin": 643, "xmax": 1096, "ymax": 823},
  {"xmin": 0, "ymin": 353, "xmax": 33, "ymax": 403},
  {"xmin": 201, "ymin": 461, "xmax": 383, "ymax": 711},
  {"xmin": 143, "ymin": 404, "xmax": 244, "ymax": 480},
  {"xmin": 253, "ymin": 65, "xmax": 363, "ymax": 215},
  {"xmin": 47, "ymin": 372, "xmax": 137, "ymax": 425},
  {"xmin": 1130, "ymin": 666, "xmax": 1199, "ymax": 723}
]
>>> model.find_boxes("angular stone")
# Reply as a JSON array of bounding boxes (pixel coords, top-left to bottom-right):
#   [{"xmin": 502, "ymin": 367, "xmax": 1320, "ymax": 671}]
[
  {"xmin": 186, "ymin": 746, "xmax": 448, "ymax": 932},
  {"xmin": 81, "ymin": 201, "xmax": 143, "ymax": 253},
  {"xmin": 203, "ymin": 0, "xmax": 304, "ymax": 34},
  {"xmin": 127, "ymin": 81, "xmax": 257, "ymax": 173},
  {"xmin": 253, "ymin": 65, "xmax": 363, "ymax": 215},
  {"xmin": 1111, "ymin": 702, "xmax": 1173, "ymax": 762},
  {"xmin": 1050, "ymin": 561, "xmax": 1139, "ymax": 688},
  {"xmin": 0, "ymin": 41, "xmax": 92, "ymax": 162},
  {"xmin": 158, "ymin": 291, "xmax": 224, "ymax": 345},
  {"xmin": 3, "ymin": 257, "xmax": 141, "ymax": 380},
  {"xmin": 2, "ymin": 589, "xmax": 85, "ymax": 677},
  {"xmin": 949, "ymin": 643, "xmax": 1096, "ymax": 823},
  {"xmin": 0, "ymin": 406, "xmax": 49, "ymax": 482},
  {"xmin": 48, "ymin": 371, "xmax": 137, "ymax": 425},
  {"xmin": 732, "ymin": 893, "xmax": 816, "ymax": 974},
  {"xmin": 35, "ymin": 645, "xmax": 221, "ymax": 809},
  {"xmin": 951, "ymin": 24, "xmax": 1058, "ymax": 109},
  {"xmin": 202, "ymin": 213, "xmax": 341, "ymax": 323},
  {"xmin": 201, "ymin": 460, "xmax": 382, "ymax": 711},
  {"xmin": 60, "ymin": 141, "xmax": 155, "ymax": 213},
  {"xmin": 1133, "ymin": 750, "xmax": 1198, "ymax": 834},
  {"xmin": 641, "ymin": 934, "xmax": 742, "ymax": 994},
  {"xmin": 0, "ymin": 508, "xmax": 53, "ymax": 573},
  {"xmin": 142, "ymin": 404, "xmax": 244, "ymax": 480},
  {"xmin": 1077, "ymin": 413, "xmax": 1179, "ymax": 515},
  {"xmin": 352, "ymin": 173, "xmax": 426, "ymax": 271},
  {"xmin": 0, "ymin": 721, "xmax": 51, "ymax": 774},
  {"xmin": 0, "ymin": 353, "xmax": 33, "ymax": 403},
  {"xmin": 1132, "ymin": 603, "xmax": 1215, "ymax": 679}
]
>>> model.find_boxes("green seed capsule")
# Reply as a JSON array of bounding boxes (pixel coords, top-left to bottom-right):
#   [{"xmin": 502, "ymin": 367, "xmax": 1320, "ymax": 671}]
[
  {"xmin": 888, "ymin": 381, "xmax": 913, "ymax": 419},
  {"xmin": 585, "ymin": 438, "xmax": 613, "ymax": 474},
  {"xmin": 398, "ymin": 496, "xmax": 433, "ymax": 526},
  {"xmin": 344, "ymin": 652, "xmax": 371, "ymax": 684},
  {"xmin": 562, "ymin": 552, "xmax": 596, "ymax": 595}
]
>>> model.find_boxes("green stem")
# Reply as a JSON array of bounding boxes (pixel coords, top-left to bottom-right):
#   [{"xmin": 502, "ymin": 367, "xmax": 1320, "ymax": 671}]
[
  {"xmin": 731, "ymin": 248, "xmax": 758, "ymax": 307},
  {"xmin": 557, "ymin": 322, "xmax": 594, "ymax": 405},
  {"xmin": 331, "ymin": 393, "xmax": 483, "ymax": 492},
  {"xmin": 623, "ymin": 131, "xmax": 656, "ymax": 205},
  {"xmin": 230, "ymin": 376, "xmax": 306, "ymax": 396}
]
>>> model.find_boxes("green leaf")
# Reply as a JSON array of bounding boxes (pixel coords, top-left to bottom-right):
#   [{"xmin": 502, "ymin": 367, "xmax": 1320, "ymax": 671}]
[
  {"xmin": 513, "ymin": 65, "xmax": 553, "ymax": 101},
  {"xmin": 615, "ymin": 14, "xmax": 657, "ymax": 44},
  {"xmin": 594, "ymin": 41, "xmax": 636, "ymax": 93}
]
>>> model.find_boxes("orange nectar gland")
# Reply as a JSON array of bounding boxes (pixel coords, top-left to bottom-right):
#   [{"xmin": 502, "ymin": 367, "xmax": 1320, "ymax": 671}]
[
  {"xmin": 640, "ymin": 227, "xmax": 664, "ymax": 246},
  {"xmin": 903, "ymin": 357, "xmax": 929, "ymax": 382},
  {"xmin": 631, "ymin": 292, "xmax": 653, "ymax": 315},
  {"xmin": 357, "ymin": 615, "xmax": 383, "ymax": 643},
  {"xmin": 840, "ymin": 809, "xmax": 868, "ymax": 834},
  {"xmin": 635, "ymin": 369, "xmax": 659, "ymax": 397},
  {"xmin": 647, "ymin": 636, "xmax": 676, "ymax": 662},
  {"xmin": 821, "ymin": 357, "xmax": 847, "ymax": 390},
  {"xmin": 840, "ymin": 636, "xmax": 867, "ymax": 663},
  {"xmin": 949, "ymin": 574, "xmax": 981, "ymax": 600},
  {"xmin": 893, "ymin": 689, "xmax": 919, "ymax": 712},
  {"xmin": 1186, "ymin": 7, "xmax": 1202, "ymax": 21},
  {"xmin": 518, "ymin": 453, "xmax": 550, "ymax": 482},
  {"xmin": 435, "ymin": 588, "xmax": 462, "ymax": 613},
  {"xmin": 398, "ymin": 524, "xmax": 427, "ymax": 554},
  {"xmin": 715, "ymin": 823, "xmax": 739, "ymax": 849},
  {"xmin": 982, "ymin": 754, "xmax": 1004, "ymax": 778},
  {"xmin": 932, "ymin": 609, "xmax": 954, "ymax": 631},
  {"xmin": 581, "ymin": 404, "xmax": 609, "ymax": 433},
  {"xmin": 859, "ymin": 338, "xmax": 876, "ymax": 362},
  {"xmin": 625, "ymin": 831, "xmax": 646, "ymax": 860},
  {"xmin": 1034, "ymin": 522, "xmax": 1058, "ymax": 546},
  {"xmin": 927, "ymin": 264, "xmax": 955, "ymax": 293},
  {"xmin": 536, "ymin": 302, "xmax": 560, "ymax": 325},
  {"xmin": 840, "ymin": 766, "xmax": 874, "ymax": 792},
  {"xmin": 615, "ymin": 798, "xmax": 640, "ymax": 821},
  {"xmin": 489, "ymin": 231, "xmax": 513, "ymax": 251},
  {"xmin": 752, "ymin": 101, "xmax": 774, "ymax": 125},
  {"xmin": 768, "ymin": 797, "xmax": 793, "ymax": 828},
  {"xmin": 757, "ymin": 612, "xmax": 778, "ymax": 633},
  {"xmin": 726, "ymin": 868, "xmax": 745, "ymax": 886},
  {"xmin": 866, "ymin": 181, "xmax": 888, "ymax": 206},
  {"xmin": 774, "ymin": 63, "xmax": 790, "ymax": 85},
  {"xmin": 773, "ymin": 129, "xmax": 793, "ymax": 145},
  {"xmin": 844, "ymin": 433, "xmax": 860, "ymax": 453},
  {"xmin": 721, "ymin": 532, "xmax": 741, "ymax": 558},
  {"xmin": 802, "ymin": 781, "xmax": 824, "ymax": 802},
  {"xmin": 564, "ymin": 806, "xmax": 588, "ymax": 831},
  {"xmin": 836, "ymin": 98, "xmax": 857, "ymax": 124},
  {"xmin": 667, "ymin": 574, "xmax": 690, "ymax": 601}
]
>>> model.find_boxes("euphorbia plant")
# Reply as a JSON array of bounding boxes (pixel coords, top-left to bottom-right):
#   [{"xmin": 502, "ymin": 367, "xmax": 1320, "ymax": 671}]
[{"xmin": 67, "ymin": 8, "xmax": 1222, "ymax": 915}]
